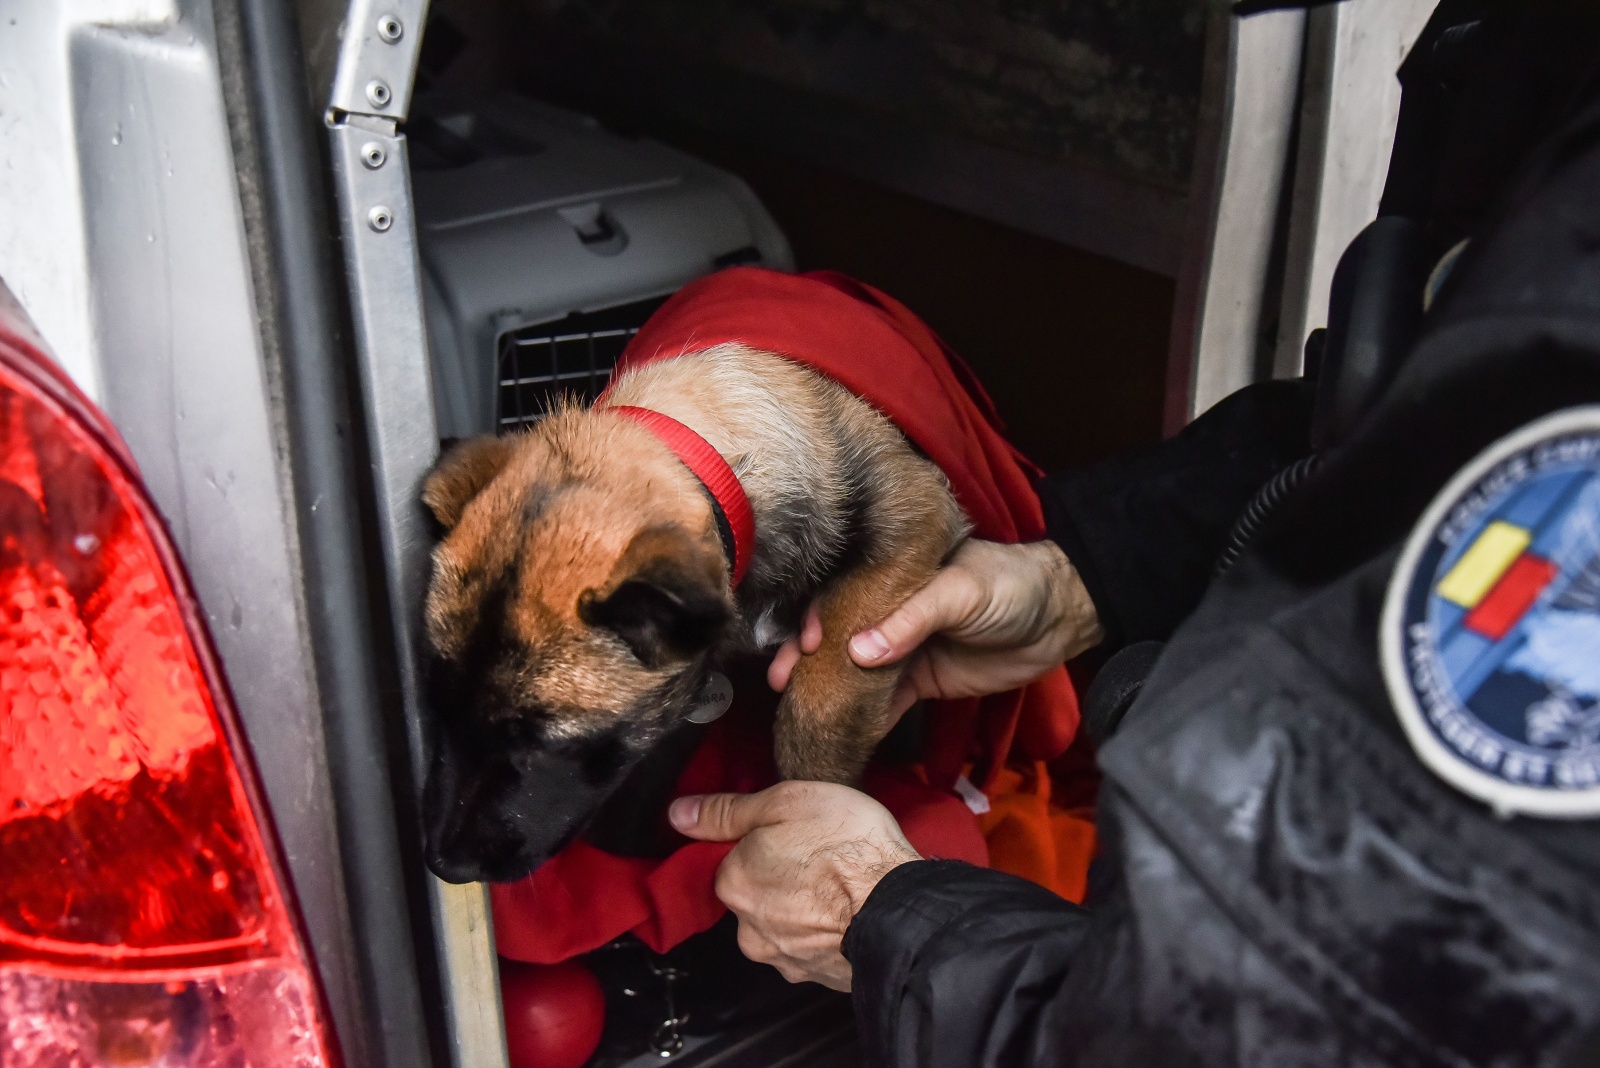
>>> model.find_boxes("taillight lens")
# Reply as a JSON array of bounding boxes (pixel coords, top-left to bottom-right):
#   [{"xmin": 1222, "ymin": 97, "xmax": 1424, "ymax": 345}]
[{"xmin": 0, "ymin": 322, "xmax": 340, "ymax": 1066}]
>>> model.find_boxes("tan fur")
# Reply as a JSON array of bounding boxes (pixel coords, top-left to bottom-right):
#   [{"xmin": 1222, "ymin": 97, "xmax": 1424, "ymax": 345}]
[
  {"xmin": 424, "ymin": 345, "xmax": 969, "ymax": 782},
  {"xmin": 425, "ymin": 407, "xmax": 726, "ymax": 723}
]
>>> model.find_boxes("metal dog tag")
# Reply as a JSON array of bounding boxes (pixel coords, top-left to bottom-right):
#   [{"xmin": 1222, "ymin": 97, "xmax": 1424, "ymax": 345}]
[{"xmin": 685, "ymin": 671, "xmax": 733, "ymax": 724}]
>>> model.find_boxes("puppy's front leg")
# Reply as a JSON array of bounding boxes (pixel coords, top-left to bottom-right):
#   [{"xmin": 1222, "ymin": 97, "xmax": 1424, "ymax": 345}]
[{"xmin": 774, "ymin": 558, "xmax": 942, "ymax": 784}]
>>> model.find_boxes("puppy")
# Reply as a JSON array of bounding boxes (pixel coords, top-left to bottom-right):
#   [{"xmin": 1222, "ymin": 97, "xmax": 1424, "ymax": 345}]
[{"xmin": 421, "ymin": 343, "xmax": 967, "ymax": 883}]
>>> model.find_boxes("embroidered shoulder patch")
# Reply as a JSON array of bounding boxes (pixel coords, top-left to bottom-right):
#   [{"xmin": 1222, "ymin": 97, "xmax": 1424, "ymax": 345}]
[{"xmin": 1381, "ymin": 406, "xmax": 1600, "ymax": 818}]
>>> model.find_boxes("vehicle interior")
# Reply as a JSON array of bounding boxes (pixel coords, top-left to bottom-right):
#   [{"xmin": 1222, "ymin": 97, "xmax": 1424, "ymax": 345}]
[
  {"xmin": 0, "ymin": 0, "xmax": 1438, "ymax": 1066},
  {"xmin": 319, "ymin": 5, "xmax": 1193, "ymax": 1062},
  {"xmin": 301, "ymin": 0, "xmax": 1192, "ymax": 463}
]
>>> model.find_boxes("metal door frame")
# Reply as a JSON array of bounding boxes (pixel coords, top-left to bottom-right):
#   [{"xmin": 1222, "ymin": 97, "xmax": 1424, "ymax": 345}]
[
  {"xmin": 1169, "ymin": 0, "xmax": 1438, "ymax": 430},
  {"xmin": 323, "ymin": 3, "xmax": 512, "ymax": 1066}
]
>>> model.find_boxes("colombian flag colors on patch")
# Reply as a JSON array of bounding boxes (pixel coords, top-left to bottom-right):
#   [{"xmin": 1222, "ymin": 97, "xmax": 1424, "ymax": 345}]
[
  {"xmin": 1382, "ymin": 406, "xmax": 1600, "ymax": 818},
  {"xmin": 1436, "ymin": 520, "xmax": 1559, "ymax": 641}
]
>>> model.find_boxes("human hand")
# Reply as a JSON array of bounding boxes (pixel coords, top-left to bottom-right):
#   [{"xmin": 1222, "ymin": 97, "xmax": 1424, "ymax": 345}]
[
  {"xmin": 668, "ymin": 781, "xmax": 919, "ymax": 991},
  {"xmin": 767, "ymin": 539, "xmax": 1103, "ymax": 717}
]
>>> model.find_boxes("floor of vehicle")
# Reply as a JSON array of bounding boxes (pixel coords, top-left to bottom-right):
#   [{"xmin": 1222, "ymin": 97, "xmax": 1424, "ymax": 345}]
[
  {"xmin": 608, "ymin": 989, "xmax": 857, "ymax": 1068},
  {"xmin": 582, "ymin": 916, "xmax": 859, "ymax": 1067}
]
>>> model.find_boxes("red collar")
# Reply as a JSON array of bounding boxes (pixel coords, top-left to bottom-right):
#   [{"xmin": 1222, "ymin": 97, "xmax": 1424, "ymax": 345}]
[{"xmin": 608, "ymin": 406, "xmax": 755, "ymax": 587}]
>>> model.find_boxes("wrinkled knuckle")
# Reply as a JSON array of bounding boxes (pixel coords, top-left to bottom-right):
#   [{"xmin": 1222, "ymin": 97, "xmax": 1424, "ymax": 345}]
[
  {"xmin": 956, "ymin": 567, "xmax": 989, "ymax": 602},
  {"xmin": 816, "ymin": 781, "xmax": 857, "ymax": 808},
  {"xmin": 712, "ymin": 864, "xmax": 741, "ymax": 903},
  {"xmin": 796, "ymin": 781, "xmax": 836, "ymax": 812},
  {"xmin": 736, "ymin": 924, "xmax": 774, "ymax": 963},
  {"xmin": 775, "ymin": 940, "xmax": 814, "ymax": 973},
  {"xmin": 771, "ymin": 780, "xmax": 808, "ymax": 806}
]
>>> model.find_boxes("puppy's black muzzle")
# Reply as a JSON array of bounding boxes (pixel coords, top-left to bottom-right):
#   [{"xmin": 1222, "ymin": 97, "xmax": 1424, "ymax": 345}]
[
  {"xmin": 421, "ymin": 699, "xmax": 649, "ymax": 884},
  {"xmin": 424, "ymin": 738, "xmax": 619, "ymax": 883},
  {"xmin": 419, "ymin": 639, "xmax": 720, "ymax": 883}
]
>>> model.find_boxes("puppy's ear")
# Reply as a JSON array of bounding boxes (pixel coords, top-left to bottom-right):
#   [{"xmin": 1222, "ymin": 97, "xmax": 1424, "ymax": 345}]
[
  {"xmin": 579, "ymin": 524, "xmax": 731, "ymax": 668},
  {"xmin": 423, "ymin": 435, "xmax": 517, "ymax": 529}
]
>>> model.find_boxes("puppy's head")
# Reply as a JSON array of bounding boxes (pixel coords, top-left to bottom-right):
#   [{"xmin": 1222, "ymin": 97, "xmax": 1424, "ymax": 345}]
[{"xmin": 419, "ymin": 417, "xmax": 731, "ymax": 883}]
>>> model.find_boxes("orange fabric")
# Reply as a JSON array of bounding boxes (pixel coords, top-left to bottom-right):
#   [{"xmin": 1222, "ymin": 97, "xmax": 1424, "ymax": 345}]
[
  {"xmin": 977, "ymin": 762, "xmax": 1098, "ymax": 905},
  {"xmin": 492, "ymin": 269, "xmax": 1092, "ymax": 964}
]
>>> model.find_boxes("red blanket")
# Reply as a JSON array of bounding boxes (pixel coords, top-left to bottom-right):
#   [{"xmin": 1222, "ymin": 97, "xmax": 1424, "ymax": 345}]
[{"xmin": 492, "ymin": 269, "xmax": 1083, "ymax": 963}]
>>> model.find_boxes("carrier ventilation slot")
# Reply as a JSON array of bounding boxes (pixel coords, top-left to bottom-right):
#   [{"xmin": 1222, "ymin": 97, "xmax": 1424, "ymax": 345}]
[{"xmin": 496, "ymin": 295, "xmax": 670, "ymax": 431}]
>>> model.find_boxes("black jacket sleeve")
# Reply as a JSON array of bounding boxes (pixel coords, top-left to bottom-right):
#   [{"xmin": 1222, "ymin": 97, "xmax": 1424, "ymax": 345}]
[
  {"xmin": 842, "ymin": 860, "xmax": 1094, "ymax": 1068},
  {"xmin": 1037, "ymin": 379, "xmax": 1313, "ymax": 650}
]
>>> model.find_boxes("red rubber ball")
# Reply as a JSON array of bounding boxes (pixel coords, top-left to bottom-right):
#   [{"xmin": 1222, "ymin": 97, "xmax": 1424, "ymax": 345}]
[{"xmin": 499, "ymin": 958, "xmax": 606, "ymax": 1068}]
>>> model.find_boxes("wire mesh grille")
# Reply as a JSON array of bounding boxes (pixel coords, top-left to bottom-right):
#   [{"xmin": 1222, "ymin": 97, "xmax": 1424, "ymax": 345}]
[{"xmin": 496, "ymin": 295, "xmax": 670, "ymax": 432}]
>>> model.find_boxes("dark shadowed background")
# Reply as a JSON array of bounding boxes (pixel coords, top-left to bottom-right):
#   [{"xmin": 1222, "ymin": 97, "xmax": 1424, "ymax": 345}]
[{"xmin": 370, "ymin": 0, "xmax": 1212, "ymax": 470}]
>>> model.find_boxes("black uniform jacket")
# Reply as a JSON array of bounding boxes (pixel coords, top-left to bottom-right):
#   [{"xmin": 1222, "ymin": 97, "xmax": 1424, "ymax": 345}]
[{"xmin": 842, "ymin": 6, "xmax": 1600, "ymax": 1066}]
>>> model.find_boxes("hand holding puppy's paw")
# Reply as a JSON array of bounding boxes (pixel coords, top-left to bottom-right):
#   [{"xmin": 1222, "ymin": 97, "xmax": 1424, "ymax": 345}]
[{"xmin": 770, "ymin": 539, "xmax": 1103, "ymax": 709}]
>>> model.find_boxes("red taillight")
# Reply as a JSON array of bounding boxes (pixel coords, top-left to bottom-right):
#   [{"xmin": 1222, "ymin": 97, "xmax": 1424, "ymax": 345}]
[{"xmin": 0, "ymin": 320, "xmax": 340, "ymax": 1066}]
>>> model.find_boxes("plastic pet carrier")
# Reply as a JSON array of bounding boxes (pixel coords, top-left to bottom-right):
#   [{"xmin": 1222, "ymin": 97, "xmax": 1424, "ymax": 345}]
[{"xmin": 410, "ymin": 93, "xmax": 795, "ymax": 439}]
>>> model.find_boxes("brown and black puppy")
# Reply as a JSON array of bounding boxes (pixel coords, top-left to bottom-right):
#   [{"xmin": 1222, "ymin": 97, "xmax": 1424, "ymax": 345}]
[{"xmin": 421, "ymin": 343, "xmax": 967, "ymax": 883}]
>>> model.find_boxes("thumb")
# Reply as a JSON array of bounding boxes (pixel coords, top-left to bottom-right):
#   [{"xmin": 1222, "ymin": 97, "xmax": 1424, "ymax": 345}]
[
  {"xmin": 669, "ymin": 790, "xmax": 780, "ymax": 842},
  {"xmin": 848, "ymin": 567, "xmax": 979, "ymax": 667}
]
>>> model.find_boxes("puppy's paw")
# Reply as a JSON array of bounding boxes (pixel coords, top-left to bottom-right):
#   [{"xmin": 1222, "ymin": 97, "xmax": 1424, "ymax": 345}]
[{"xmin": 772, "ymin": 680, "xmax": 888, "ymax": 785}]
